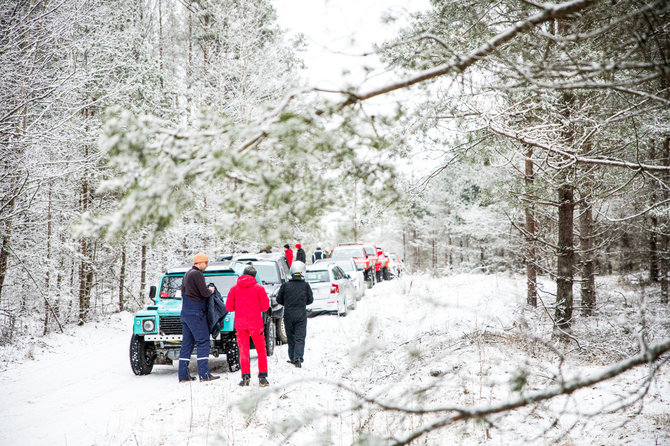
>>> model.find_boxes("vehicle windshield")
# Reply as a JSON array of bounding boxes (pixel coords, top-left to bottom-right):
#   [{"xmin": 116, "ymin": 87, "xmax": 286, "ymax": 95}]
[
  {"xmin": 332, "ymin": 247, "xmax": 363, "ymax": 259},
  {"xmin": 305, "ymin": 270, "xmax": 330, "ymax": 283},
  {"xmin": 232, "ymin": 262, "xmax": 280, "ymax": 284},
  {"xmin": 363, "ymin": 246, "xmax": 376, "ymax": 256},
  {"xmin": 159, "ymin": 274, "xmax": 238, "ymax": 299},
  {"xmin": 333, "ymin": 260, "xmax": 355, "ymax": 273}
]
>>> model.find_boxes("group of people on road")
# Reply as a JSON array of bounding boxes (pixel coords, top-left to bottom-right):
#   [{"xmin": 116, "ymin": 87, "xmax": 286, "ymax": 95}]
[
  {"xmin": 178, "ymin": 251, "xmax": 313, "ymax": 386},
  {"xmin": 283, "ymin": 243, "xmax": 306, "ymax": 266}
]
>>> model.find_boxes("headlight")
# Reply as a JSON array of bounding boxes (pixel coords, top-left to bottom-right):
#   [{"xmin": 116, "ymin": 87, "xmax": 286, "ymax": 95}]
[{"xmin": 142, "ymin": 319, "xmax": 155, "ymax": 332}]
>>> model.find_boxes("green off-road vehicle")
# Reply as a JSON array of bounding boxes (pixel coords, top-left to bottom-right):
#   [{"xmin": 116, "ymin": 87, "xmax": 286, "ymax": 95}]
[{"xmin": 129, "ymin": 262, "xmax": 279, "ymax": 376}]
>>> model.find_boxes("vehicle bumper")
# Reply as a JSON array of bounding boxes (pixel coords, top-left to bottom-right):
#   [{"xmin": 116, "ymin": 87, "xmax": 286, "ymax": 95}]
[{"xmin": 307, "ymin": 298, "xmax": 339, "ymax": 313}]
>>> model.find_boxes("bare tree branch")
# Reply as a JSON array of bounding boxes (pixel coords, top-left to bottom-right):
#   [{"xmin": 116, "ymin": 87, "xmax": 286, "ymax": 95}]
[{"xmin": 339, "ymin": 0, "xmax": 602, "ymax": 106}]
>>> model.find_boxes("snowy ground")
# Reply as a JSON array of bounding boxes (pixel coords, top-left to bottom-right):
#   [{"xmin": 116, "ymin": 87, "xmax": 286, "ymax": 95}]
[{"xmin": 1, "ymin": 273, "xmax": 668, "ymax": 445}]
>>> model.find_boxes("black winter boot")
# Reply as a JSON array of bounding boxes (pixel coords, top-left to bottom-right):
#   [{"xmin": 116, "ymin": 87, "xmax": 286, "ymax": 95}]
[
  {"xmin": 239, "ymin": 374, "xmax": 251, "ymax": 386},
  {"xmin": 258, "ymin": 372, "xmax": 269, "ymax": 387}
]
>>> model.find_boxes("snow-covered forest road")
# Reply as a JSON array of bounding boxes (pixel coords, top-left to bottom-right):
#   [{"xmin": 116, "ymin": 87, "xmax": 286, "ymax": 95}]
[{"xmin": 1, "ymin": 274, "xmax": 668, "ymax": 446}]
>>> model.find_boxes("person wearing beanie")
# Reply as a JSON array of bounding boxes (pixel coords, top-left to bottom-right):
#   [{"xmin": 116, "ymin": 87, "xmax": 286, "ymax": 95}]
[
  {"xmin": 225, "ymin": 265, "xmax": 271, "ymax": 387},
  {"xmin": 284, "ymin": 243, "xmax": 294, "ymax": 266},
  {"xmin": 178, "ymin": 253, "xmax": 219, "ymax": 382},
  {"xmin": 295, "ymin": 243, "xmax": 306, "ymax": 263}
]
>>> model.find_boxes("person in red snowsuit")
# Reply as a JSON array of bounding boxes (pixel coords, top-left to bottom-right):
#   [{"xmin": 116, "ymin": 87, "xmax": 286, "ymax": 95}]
[
  {"xmin": 225, "ymin": 266, "xmax": 271, "ymax": 387},
  {"xmin": 284, "ymin": 243, "xmax": 294, "ymax": 266}
]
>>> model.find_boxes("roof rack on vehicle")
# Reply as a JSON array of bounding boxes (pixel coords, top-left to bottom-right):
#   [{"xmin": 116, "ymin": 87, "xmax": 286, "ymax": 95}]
[{"xmin": 166, "ymin": 261, "xmax": 234, "ymax": 274}]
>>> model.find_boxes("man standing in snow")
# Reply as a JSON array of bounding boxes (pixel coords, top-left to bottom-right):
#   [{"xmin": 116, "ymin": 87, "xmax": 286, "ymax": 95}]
[
  {"xmin": 179, "ymin": 253, "xmax": 219, "ymax": 382},
  {"xmin": 295, "ymin": 243, "xmax": 306, "ymax": 263},
  {"xmin": 284, "ymin": 243, "xmax": 293, "ymax": 266},
  {"xmin": 225, "ymin": 265, "xmax": 271, "ymax": 387},
  {"xmin": 277, "ymin": 261, "xmax": 313, "ymax": 368},
  {"xmin": 311, "ymin": 247, "xmax": 325, "ymax": 263}
]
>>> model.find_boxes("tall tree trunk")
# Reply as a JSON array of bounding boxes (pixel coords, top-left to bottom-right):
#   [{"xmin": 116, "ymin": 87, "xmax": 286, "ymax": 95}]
[
  {"xmin": 119, "ymin": 246, "xmax": 126, "ymax": 311},
  {"xmin": 140, "ymin": 242, "xmax": 147, "ymax": 302},
  {"xmin": 186, "ymin": 5, "xmax": 193, "ymax": 118},
  {"xmin": 78, "ymin": 239, "xmax": 90, "ymax": 325},
  {"xmin": 556, "ymin": 183, "xmax": 574, "ymax": 330},
  {"xmin": 44, "ymin": 183, "xmax": 53, "ymax": 335},
  {"xmin": 159, "ymin": 0, "xmax": 163, "ymax": 74},
  {"xmin": 0, "ymin": 205, "xmax": 13, "ymax": 305},
  {"xmin": 580, "ymin": 200, "xmax": 595, "ymax": 316},
  {"xmin": 661, "ymin": 137, "xmax": 669, "ymax": 304},
  {"xmin": 524, "ymin": 146, "xmax": 537, "ymax": 307},
  {"xmin": 579, "ymin": 143, "xmax": 596, "ymax": 316},
  {"xmin": 414, "ymin": 229, "xmax": 419, "ymax": 270},
  {"xmin": 78, "ymin": 107, "xmax": 92, "ymax": 325},
  {"xmin": 649, "ymin": 140, "xmax": 659, "ymax": 282},
  {"xmin": 353, "ymin": 182, "xmax": 358, "ymax": 242}
]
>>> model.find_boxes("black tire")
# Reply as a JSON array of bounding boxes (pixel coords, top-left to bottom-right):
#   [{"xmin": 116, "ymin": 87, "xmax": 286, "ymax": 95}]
[
  {"xmin": 224, "ymin": 336, "xmax": 240, "ymax": 372},
  {"xmin": 276, "ymin": 317, "xmax": 288, "ymax": 344},
  {"xmin": 383, "ymin": 267, "xmax": 390, "ymax": 281},
  {"xmin": 129, "ymin": 334, "xmax": 154, "ymax": 375},
  {"xmin": 264, "ymin": 319, "xmax": 276, "ymax": 356},
  {"xmin": 365, "ymin": 268, "xmax": 375, "ymax": 288}
]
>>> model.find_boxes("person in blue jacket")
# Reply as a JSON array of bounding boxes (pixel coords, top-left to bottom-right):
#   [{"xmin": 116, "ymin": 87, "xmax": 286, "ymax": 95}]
[{"xmin": 178, "ymin": 253, "xmax": 220, "ymax": 382}]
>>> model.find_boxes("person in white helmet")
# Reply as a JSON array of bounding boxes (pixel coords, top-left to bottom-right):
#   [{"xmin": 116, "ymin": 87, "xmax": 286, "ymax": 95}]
[{"xmin": 276, "ymin": 261, "xmax": 313, "ymax": 367}]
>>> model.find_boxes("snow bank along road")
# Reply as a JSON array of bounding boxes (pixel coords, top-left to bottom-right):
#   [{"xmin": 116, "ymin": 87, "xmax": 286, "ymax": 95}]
[{"xmin": 1, "ymin": 274, "xmax": 668, "ymax": 446}]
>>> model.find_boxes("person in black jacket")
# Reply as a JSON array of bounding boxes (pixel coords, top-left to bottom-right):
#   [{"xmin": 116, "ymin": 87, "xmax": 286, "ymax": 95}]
[
  {"xmin": 295, "ymin": 243, "xmax": 306, "ymax": 263},
  {"xmin": 276, "ymin": 260, "xmax": 313, "ymax": 367},
  {"xmin": 178, "ymin": 253, "xmax": 220, "ymax": 382},
  {"xmin": 311, "ymin": 247, "xmax": 325, "ymax": 263}
]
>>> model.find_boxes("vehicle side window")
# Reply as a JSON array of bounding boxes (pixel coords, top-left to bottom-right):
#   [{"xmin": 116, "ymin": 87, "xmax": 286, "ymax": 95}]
[
  {"xmin": 332, "ymin": 267, "xmax": 342, "ymax": 280},
  {"xmin": 279, "ymin": 258, "xmax": 290, "ymax": 280}
]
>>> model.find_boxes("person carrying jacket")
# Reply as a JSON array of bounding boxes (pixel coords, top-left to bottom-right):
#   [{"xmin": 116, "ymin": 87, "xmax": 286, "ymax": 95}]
[
  {"xmin": 179, "ymin": 253, "xmax": 219, "ymax": 382},
  {"xmin": 276, "ymin": 261, "xmax": 313, "ymax": 368},
  {"xmin": 295, "ymin": 243, "xmax": 306, "ymax": 263},
  {"xmin": 225, "ymin": 265, "xmax": 270, "ymax": 387},
  {"xmin": 206, "ymin": 283, "xmax": 227, "ymax": 337},
  {"xmin": 284, "ymin": 244, "xmax": 294, "ymax": 267}
]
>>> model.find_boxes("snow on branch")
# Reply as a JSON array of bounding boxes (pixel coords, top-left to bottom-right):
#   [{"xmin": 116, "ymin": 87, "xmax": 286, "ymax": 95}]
[
  {"xmin": 311, "ymin": 337, "xmax": 670, "ymax": 445},
  {"xmin": 340, "ymin": 0, "xmax": 603, "ymax": 106},
  {"xmin": 488, "ymin": 124, "xmax": 670, "ymax": 173}
]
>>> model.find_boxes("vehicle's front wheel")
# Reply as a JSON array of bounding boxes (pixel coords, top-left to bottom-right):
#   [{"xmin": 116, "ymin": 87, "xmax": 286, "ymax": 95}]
[
  {"xmin": 129, "ymin": 334, "xmax": 154, "ymax": 375},
  {"xmin": 276, "ymin": 317, "xmax": 288, "ymax": 344},
  {"xmin": 224, "ymin": 336, "xmax": 240, "ymax": 372}
]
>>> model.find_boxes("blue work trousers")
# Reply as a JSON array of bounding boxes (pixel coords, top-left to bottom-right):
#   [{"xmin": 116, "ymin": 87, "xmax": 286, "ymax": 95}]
[{"xmin": 178, "ymin": 310, "xmax": 211, "ymax": 380}]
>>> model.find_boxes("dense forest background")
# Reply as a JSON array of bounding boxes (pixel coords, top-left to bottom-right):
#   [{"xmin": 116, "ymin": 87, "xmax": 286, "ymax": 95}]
[{"xmin": 1, "ymin": 0, "xmax": 669, "ymax": 350}]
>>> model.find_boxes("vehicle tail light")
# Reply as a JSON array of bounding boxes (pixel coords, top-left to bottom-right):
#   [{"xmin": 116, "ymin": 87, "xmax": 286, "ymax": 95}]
[
  {"xmin": 330, "ymin": 284, "xmax": 339, "ymax": 294},
  {"xmin": 160, "ymin": 291, "xmax": 170, "ymax": 297}
]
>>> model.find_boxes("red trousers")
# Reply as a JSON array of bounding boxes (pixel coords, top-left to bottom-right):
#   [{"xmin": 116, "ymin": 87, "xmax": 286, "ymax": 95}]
[{"xmin": 236, "ymin": 328, "xmax": 268, "ymax": 375}]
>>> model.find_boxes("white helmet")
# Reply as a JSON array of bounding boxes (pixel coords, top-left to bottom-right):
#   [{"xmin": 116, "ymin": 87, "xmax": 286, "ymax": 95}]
[{"xmin": 290, "ymin": 260, "xmax": 306, "ymax": 275}]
